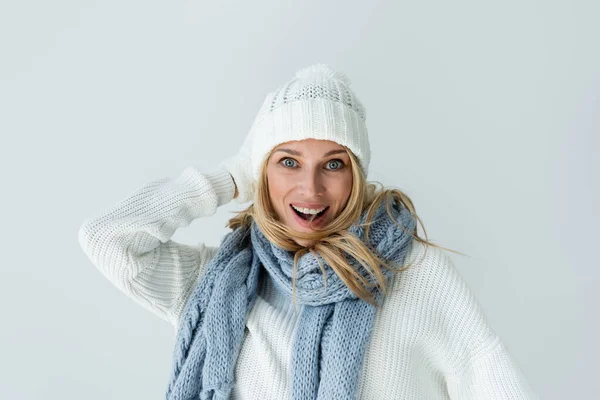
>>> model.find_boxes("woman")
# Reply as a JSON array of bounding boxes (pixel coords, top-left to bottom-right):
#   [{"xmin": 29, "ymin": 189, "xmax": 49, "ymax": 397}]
[{"xmin": 78, "ymin": 64, "xmax": 537, "ymax": 399}]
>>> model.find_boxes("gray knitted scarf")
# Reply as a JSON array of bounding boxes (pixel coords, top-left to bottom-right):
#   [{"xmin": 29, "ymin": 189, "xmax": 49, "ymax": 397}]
[{"xmin": 165, "ymin": 196, "xmax": 416, "ymax": 400}]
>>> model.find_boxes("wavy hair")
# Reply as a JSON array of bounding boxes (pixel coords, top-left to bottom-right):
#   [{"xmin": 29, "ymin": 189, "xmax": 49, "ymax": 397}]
[{"xmin": 227, "ymin": 146, "xmax": 465, "ymax": 308}]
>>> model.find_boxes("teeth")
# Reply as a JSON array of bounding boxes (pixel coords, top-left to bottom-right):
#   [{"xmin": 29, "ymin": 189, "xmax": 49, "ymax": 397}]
[{"xmin": 291, "ymin": 205, "xmax": 326, "ymax": 215}]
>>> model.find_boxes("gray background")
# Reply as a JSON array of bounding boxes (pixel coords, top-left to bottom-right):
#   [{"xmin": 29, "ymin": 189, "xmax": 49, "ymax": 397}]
[{"xmin": 1, "ymin": 0, "xmax": 597, "ymax": 398}]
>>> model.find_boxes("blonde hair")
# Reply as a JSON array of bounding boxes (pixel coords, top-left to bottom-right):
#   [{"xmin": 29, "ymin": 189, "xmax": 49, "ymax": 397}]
[{"xmin": 227, "ymin": 146, "xmax": 465, "ymax": 309}]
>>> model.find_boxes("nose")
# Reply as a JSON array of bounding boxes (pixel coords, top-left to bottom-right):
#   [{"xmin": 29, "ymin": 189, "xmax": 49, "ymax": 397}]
[{"xmin": 298, "ymin": 168, "xmax": 325, "ymax": 197}]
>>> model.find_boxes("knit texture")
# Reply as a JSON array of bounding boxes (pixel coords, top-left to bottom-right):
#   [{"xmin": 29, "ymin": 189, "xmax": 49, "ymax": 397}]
[
  {"xmin": 164, "ymin": 195, "xmax": 416, "ymax": 399},
  {"xmin": 78, "ymin": 166, "xmax": 539, "ymax": 399},
  {"xmin": 235, "ymin": 63, "xmax": 370, "ymax": 186},
  {"xmin": 252, "ymin": 199, "xmax": 415, "ymax": 399}
]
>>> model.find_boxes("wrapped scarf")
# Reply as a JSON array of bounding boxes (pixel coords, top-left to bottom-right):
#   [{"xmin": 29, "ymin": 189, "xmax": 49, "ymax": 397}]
[{"xmin": 165, "ymin": 196, "xmax": 416, "ymax": 400}]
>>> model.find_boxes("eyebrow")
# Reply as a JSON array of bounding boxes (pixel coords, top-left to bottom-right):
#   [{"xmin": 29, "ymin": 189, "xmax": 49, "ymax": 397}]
[{"xmin": 273, "ymin": 148, "xmax": 347, "ymax": 157}]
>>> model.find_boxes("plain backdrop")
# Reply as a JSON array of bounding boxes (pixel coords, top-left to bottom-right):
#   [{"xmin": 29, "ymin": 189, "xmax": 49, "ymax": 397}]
[{"xmin": 1, "ymin": 1, "xmax": 598, "ymax": 399}]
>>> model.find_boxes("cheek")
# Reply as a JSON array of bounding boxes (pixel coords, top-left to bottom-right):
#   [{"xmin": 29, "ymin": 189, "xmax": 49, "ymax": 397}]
[
  {"xmin": 266, "ymin": 172, "xmax": 291, "ymax": 212},
  {"xmin": 267, "ymin": 174, "xmax": 286, "ymax": 198},
  {"xmin": 330, "ymin": 173, "xmax": 352, "ymax": 204}
]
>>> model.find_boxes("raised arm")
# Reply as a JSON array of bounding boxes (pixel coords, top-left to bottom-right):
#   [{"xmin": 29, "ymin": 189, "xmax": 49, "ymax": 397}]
[{"xmin": 78, "ymin": 167, "xmax": 236, "ymax": 328}]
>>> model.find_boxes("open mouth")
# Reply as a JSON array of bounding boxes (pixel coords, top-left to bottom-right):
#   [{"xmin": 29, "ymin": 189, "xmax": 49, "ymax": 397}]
[{"xmin": 290, "ymin": 205, "xmax": 329, "ymax": 221}]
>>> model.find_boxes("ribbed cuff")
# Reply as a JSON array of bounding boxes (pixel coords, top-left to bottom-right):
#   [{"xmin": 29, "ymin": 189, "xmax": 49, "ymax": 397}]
[{"xmin": 204, "ymin": 168, "xmax": 236, "ymax": 207}]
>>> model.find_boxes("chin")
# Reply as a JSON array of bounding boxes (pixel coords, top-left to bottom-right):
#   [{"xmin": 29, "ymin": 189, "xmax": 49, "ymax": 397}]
[{"xmin": 293, "ymin": 238, "xmax": 316, "ymax": 247}]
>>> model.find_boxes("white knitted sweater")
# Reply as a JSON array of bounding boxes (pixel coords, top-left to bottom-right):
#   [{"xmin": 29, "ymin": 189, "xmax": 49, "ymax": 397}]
[{"xmin": 78, "ymin": 166, "xmax": 538, "ymax": 399}]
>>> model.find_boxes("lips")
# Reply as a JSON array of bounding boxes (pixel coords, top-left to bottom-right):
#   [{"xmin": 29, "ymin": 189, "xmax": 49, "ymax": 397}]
[
  {"xmin": 290, "ymin": 202, "xmax": 328, "ymax": 210},
  {"xmin": 289, "ymin": 204, "xmax": 330, "ymax": 228},
  {"xmin": 291, "ymin": 205, "xmax": 328, "ymax": 220}
]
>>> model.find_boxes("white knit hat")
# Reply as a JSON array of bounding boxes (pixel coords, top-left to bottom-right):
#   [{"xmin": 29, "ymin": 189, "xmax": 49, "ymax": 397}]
[
  {"xmin": 221, "ymin": 63, "xmax": 370, "ymax": 204},
  {"xmin": 247, "ymin": 63, "xmax": 370, "ymax": 181}
]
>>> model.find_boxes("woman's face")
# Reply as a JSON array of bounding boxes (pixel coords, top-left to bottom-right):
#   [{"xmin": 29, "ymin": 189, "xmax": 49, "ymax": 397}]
[{"xmin": 266, "ymin": 139, "xmax": 353, "ymax": 246}]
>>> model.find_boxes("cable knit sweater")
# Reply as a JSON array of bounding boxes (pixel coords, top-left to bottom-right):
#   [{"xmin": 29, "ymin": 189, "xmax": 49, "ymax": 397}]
[{"xmin": 78, "ymin": 166, "xmax": 538, "ymax": 399}]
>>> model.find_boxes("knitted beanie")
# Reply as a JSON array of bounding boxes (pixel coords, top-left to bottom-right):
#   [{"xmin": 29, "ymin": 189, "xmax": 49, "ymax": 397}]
[{"xmin": 221, "ymin": 63, "xmax": 370, "ymax": 203}]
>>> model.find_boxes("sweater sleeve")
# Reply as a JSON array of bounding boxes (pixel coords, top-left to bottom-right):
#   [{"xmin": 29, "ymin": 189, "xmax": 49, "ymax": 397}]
[
  {"xmin": 421, "ymin": 249, "xmax": 538, "ymax": 399},
  {"xmin": 446, "ymin": 336, "xmax": 538, "ymax": 399},
  {"xmin": 77, "ymin": 166, "xmax": 236, "ymax": 328}
]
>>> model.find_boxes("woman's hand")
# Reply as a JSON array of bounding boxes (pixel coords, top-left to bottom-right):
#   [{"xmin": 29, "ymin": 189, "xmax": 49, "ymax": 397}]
[{"xmin": 219, "ymin": 138, "xmax": 255, "ymax": 203}]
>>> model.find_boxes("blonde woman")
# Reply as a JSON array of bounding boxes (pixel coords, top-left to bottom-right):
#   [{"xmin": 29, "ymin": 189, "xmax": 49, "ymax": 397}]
[{"xmin": 78, "ymin": 64, "xmax": 537, "ymax": 399}]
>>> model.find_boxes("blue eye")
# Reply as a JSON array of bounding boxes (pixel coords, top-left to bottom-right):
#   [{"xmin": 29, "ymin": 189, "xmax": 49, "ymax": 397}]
[
  {"xmin": 281, "ymin": 158, "xmax": 298, "ymax": 168},
  {"xmin": 278, "ymin": 158, "xmax": 345, "ymax": 170},
  {"xmin": 326, "ymin": 159, "xmax": 344, "ymax": 170}
]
